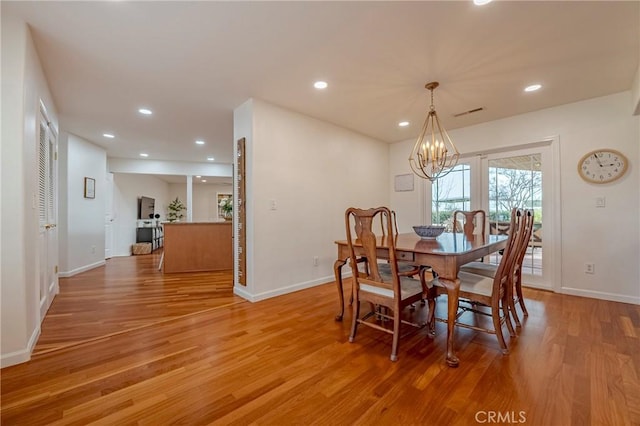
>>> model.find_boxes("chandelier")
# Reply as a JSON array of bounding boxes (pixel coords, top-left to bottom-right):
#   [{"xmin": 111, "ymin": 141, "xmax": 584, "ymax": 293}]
[{"xmin": 408, "ymin": 82, "xmax": 460, "ymax": 182}]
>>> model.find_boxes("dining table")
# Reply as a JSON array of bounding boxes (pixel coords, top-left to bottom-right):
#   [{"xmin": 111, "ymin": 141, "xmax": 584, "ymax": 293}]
[{"xmin": 333, "ymin": 232, "xmax": 508, "ymax": 367}]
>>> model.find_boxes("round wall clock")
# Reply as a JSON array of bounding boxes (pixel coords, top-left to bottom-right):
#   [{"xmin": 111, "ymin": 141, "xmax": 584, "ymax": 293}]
[{"xmin": 578, "ymin": 149, "xmax": 628, "ymax": 184}]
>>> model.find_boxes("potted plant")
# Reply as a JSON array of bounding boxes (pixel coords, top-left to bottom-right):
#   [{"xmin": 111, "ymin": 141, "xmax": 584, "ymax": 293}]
[
  {"xmin": 219, "ymin": 196, "xmax": 232, "ymax": 220},
  {"xmin": 167, "ymin": 197, "xmax": 186, "ymax": 222}
]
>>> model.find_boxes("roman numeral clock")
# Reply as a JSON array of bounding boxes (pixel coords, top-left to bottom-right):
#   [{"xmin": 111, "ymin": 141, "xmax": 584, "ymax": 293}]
[{"xmin": 578, "ymin": 149, "xmax": 629, "ymax": 184}]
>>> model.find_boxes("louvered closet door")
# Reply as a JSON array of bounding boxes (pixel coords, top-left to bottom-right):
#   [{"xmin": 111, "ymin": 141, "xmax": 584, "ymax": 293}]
[{"xmin": 38, "ymin": 104, "xmax": 59, "ymax": 319}]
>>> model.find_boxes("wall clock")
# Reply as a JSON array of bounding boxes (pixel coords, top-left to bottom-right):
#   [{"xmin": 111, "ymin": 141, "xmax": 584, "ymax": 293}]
[{"xmin": 577, "ymin": 149, "xmax": 628, "ymax": 184}]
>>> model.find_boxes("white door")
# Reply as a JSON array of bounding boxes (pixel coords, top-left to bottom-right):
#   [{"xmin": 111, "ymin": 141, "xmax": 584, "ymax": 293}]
[{"xmin": 38, "ymin": 103, "xmax": 59, "ymax": 319}]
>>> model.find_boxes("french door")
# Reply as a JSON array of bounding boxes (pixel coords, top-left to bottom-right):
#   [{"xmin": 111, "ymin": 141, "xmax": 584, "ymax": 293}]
[{"xmin": 430, "ymin": 142, "xmax": 558, "ymax": 290}]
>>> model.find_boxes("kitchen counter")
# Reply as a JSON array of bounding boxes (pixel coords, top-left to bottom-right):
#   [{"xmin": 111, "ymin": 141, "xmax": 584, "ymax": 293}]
[{"xmin": 162, "ymin": 221, "xmax": 232, "ymax": 273}]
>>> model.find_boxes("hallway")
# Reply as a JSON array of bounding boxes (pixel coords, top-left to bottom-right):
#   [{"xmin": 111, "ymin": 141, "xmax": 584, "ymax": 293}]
[{"xmin": 34, "ymin": 251, "xmax": 242, "ymax": 355}]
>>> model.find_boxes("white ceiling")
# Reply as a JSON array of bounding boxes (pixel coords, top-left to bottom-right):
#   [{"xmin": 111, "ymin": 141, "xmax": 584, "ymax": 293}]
[{"xmin": 5, "ymin": 1, "xmax": 639, "ymax": 166}]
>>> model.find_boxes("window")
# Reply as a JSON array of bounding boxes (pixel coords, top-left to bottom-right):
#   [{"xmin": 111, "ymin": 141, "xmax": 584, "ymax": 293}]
[{"xmin": 431, "ymin": 163, "xmax": 471, "ymax": 230}]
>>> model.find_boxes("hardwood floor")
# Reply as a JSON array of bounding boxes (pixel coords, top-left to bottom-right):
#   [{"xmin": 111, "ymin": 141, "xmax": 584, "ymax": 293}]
[
  {"xmin": 32, "ymin": 250, "xmax": 244, "ymax": 355},
  {"xmin": 1, "ymin": 254, "xmax": 639, "ymax": 425}
]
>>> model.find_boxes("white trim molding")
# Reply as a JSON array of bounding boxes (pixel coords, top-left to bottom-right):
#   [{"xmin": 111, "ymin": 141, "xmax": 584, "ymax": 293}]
[
  {"xmin": 59, "ymin": 260, "xmax": 106, "ymax": 277},
  {"xmin": 561, "ymin": 287, "xmax": 640, "ymax": 305},
  {"xmin": 0, "ymin": 326, "xmax": 40, "ymax": 368}
]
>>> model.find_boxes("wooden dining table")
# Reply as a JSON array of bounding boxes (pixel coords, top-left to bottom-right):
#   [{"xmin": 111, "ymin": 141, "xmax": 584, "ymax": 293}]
[{"xmin": 334, "ymin": 232, "xmax": 508, "ymax": 367}]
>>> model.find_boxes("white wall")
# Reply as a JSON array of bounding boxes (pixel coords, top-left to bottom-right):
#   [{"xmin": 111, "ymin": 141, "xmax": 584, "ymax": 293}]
[
  {"xmin": 234, "ymin": 99, "xmax": 390, "ymax": 301},
  {"xmin": 59, "ymin": 134, "xmax": 107, "ymax": 276},
  {"xmin": 112, "ymin": 173, "xmax": 171, "ymax": 256},
  {"xmin": 233, "ymin": 99, "xmax": 254, "ymax": 294},
  {"xmin": 108, "ymin": 157, "xmax": 232, "ymax": 178},
  {"xmin": 1, "ymin": 16, "xmax": 58, "ymax": 367},
  {"xmin": 169, "ymin": 183, "xmax": 232, "ymax": 222},
  {"xmin": 390, "ymin": 91, "xmax": 640, "ymax": 304}
]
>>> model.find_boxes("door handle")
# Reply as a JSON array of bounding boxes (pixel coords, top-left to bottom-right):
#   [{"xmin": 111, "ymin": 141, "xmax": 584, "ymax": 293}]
[{"xmin": 45, "ymin": 223, "xmax": 57, "ymax": 229}]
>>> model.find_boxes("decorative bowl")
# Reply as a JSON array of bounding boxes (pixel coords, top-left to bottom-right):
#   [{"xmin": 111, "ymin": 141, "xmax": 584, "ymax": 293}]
[{"xmin": 412, "ymin": 225, "xmax": 446, "ymax": 239}]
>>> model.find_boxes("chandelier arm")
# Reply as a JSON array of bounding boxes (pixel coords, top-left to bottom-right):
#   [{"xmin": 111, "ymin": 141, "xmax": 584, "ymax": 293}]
[{"xmin": 432, "ymin": 110, "xmax": 460, "ymax": 169}]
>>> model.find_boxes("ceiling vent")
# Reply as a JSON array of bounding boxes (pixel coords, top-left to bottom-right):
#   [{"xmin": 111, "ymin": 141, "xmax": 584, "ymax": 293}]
[{"xmin": 453, "ymin": 107, "xmax": 484, "ymax": 117}]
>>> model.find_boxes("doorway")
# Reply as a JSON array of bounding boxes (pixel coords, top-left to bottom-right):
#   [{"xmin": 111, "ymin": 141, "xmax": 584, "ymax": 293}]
[{"xmin": 429, "ymin": 140, "xmax": 559, "ymax": 290}]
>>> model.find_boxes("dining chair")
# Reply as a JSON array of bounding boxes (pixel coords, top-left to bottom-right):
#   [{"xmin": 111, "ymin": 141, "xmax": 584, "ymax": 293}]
[
  {"xmin": 345, "ymin": 207, "xmax": 432, "ymax": 361},
  {"xmin": 349, "ymin": 209, "xmax": 419, "ymax": 300},
  {"xmin": 452, "ymin": 210, "xmax": 486, "ymax": 241},
  {"xmin": 373, "ymin": 209, "xmax": 422, "ymax": 276},
  {"xmin": 460, "ymin": 209, "xmax": 534, "ymax": 326},
  {"xmin": 427, "ymin": 209, "xmax": 526, "ymax": 354}
]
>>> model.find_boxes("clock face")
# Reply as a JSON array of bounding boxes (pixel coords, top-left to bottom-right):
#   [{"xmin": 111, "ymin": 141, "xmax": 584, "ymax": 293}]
[{"xmin": 578, "ymin": 149, "xmax": 628, "ymax": 184}]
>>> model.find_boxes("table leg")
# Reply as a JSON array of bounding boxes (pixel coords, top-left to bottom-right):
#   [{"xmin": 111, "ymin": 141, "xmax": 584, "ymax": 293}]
[
  {"xmin": 438, "ymin": 277, "xmax": 461, "ymax": 368},
  {"xmin": 334, "ymin": 259, "xmax": 347, "ymax": 321}
]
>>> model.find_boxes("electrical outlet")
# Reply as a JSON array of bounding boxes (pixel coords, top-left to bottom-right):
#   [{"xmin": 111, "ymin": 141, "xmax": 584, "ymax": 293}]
[
  {"xmin": 91, "ymin": 245, "xmax": 96, "ymax": 254},
  {"xmin": 584, "ymin": 263, "xmax": 595, "ymax": 274},
  {"xmin": 313, "ymin": 256, "xmax": 319, "ymax": 266},
  {"xmin": 595, "ymin": 197, "xmax": 605, "ymax": 208}
]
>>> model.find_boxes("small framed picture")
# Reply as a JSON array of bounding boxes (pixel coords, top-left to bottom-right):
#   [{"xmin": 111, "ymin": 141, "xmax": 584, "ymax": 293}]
[
  {"xmin": 84, "ymin": 177, "xmax": 95, "ymax": 199},
  {"xmin": 394, "ymin": 173, "xmax": 414, "ymax": 192}
]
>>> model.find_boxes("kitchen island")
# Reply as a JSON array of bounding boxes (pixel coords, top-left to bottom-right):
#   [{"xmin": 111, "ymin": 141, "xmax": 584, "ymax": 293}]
[{"xmin": 162, "ymin": 221, "xmax": 232, "ymax": 273}]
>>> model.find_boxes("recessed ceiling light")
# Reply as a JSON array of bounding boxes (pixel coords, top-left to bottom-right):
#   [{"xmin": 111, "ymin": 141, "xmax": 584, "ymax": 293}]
[
  {"xmin": 138, "ymin": 108, "xmax": 153, "ymax": 115},
  {"xmin": 195, "ymin": 175, "xmax": 202, "ymax": 178},
  {"xmin": 195, "ymin": 140, "xmax": 205, "ymax": 145},
  {"xmin": 139, "ymin": 153, "xmax": 149, "ymax": 157},
  {"xmin": 398, "ymin": 121, "xmax": 410, "ymax": 127},
  {"xmin": 201, "ymin": 180, "xmax": 207, "ymax": 183},
  {"xmin": 103, "ymin": 133, "xmax": 115, "ymax": 138},
  {"xmin": 314, "ymin": 81, "xmax": 328, "ymax": 90},
  {"xmin": 207, "ymin": 157, "xmax": 215, "ymax": 161},
  {"xmin": 524, "ymin": 84, "xmax": 542, "ymax": 92},
  {"xmin": 473, "ymin": 0, "xmax": 493, "ymax": 5}
]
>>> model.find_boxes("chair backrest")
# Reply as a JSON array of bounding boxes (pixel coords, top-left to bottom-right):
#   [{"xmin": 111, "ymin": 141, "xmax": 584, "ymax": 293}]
[
  {"xmin": 453, "ymin": 210, "xmax": 486, "ymax": 241},
  {"xmin": 379, "ymin": 210, "xmax": 399, "ymax": 237},
  {"xmin": 345, "ymin": 207, "xmax": 400, "ymax": 298},
  {"xmin": 489, "ymin": 208, "xmax": 527, "ymax": 298},
  {"xmin": 513, "ymin": 209, "xmax": 535, "ymax": 277}
]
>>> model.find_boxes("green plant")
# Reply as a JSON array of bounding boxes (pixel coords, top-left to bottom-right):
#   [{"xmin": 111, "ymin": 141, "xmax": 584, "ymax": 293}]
[
  {"xmin": 219, "ymin": 196, "xmax": 232, "ymax": 218},
  {"xmin": 167, "ymin": 197, "xmax": 186, "ymax": 222}
]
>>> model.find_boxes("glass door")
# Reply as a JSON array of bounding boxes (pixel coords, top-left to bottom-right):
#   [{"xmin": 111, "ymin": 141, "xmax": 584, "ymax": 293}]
[
  {"xmin": 481, "ymin": 145, "xmax": 554, "ymax": 289},
  {"xmin": 428, "ymin": 143, "xmax": 557, "ymax": 290},
  {"xmin": 485, "ymin": 153, "xmax": 541, "ymax": 271}
]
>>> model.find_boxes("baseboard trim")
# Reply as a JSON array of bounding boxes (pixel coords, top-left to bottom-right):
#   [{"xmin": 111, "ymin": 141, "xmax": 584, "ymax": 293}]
[
  {"xmin": 561, "ymin": 286, "xmax": 640, "ymax": 305},
  {"xmin": 59, "ymin": 260, "xmax": 106, "ymax": 278},
  {"xmin": 234, "ymin": 274, "xmax": 339, "ymax": 303},
  {"xmin": 1, "ymin": 325, "xmax": 40, "ymax": 368}
]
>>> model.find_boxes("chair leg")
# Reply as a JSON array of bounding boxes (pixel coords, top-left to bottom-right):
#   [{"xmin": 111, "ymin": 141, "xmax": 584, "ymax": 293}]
[
  {"xmin": 503, "ymin": 296, "xmax": 516, "ymax": 338},
  {"xmin": 508, "ymin": 275, "xmax": 521, "ymax": 326},
  {"xmin": 509, "ymin": 297, "xmax": 522, "ymax": 327},
  {"xmin": 390, "ymin": 308, "xmax": 400, "ymax": 362},
  {"xmin": 493, "ymin": 303, "xmax": 509, "ymax": 355},
  {"xmin": 349, "ymin": 300, "xmax": 360, "ymax": 343},
  {"xmin": 516, "ymin": 276, "xmax": 529, "ymax": 317},
  {"xmin": 427, "ymin": 294, "xmax": 436, "ymax": 337},
  {"xmin": 509, "ymin": 295, "xmax": 521, "ymax": 328}
]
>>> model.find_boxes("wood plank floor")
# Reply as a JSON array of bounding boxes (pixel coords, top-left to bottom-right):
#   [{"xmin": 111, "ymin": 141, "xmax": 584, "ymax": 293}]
[
  {"xmin": 2, "ymin": 254, "xmax": 639, "ymax": 425},
  {"xmin": 33, "ymin": 250, "xmax": 243, "ymax": 354}
]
